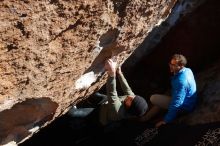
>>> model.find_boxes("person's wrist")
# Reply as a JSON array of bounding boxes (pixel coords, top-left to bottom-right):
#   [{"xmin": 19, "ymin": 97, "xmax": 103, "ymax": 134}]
[{"xmin": 108, "ymin": 71, "xmax": 116, "ymax": 77}]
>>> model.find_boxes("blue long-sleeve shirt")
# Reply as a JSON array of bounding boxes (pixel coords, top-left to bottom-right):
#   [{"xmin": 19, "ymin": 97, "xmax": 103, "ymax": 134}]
[{"xmin": 164, "ymin": 67, "xmax": 197, "ymax": 123}]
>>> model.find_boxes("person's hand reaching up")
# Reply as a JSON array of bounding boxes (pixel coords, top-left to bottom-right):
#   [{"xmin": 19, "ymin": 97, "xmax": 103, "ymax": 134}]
[
  {"xmin": 116, "ymin": 65, "xmax": 122, "ymax": 74},
  {"xmin": 104, "ymin": 58, "xmax": 117, "ymax": 77}
]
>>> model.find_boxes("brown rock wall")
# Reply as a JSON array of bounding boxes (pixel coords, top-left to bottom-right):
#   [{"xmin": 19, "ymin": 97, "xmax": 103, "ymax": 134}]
[{"xmin": 0, "ymin": 0, "xmax": 177, "ymax": 144}]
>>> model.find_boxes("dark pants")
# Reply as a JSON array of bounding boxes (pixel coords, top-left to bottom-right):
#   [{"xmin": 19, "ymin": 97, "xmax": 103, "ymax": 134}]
[{"xmin": 68, "ymin": 92, "xmax": 107, "ymax": 127}]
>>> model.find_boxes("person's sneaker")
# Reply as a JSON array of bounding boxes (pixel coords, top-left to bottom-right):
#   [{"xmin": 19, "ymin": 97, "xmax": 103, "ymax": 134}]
[{"xmin": 68, "ymin": 106, "xmax": 95, "ymax": 118}]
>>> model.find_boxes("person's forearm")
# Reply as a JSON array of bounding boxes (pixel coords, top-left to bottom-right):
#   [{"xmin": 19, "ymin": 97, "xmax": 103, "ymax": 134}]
[
  {"xmin": 117, "ymin": 72, "xmax": 134, "ymax": 96},
  {"xmin": 164, "ymin": 105, "xmax": 178, "ymax": 123},
  {"xmin": 107, "ymin": 76, "xmax": 117, "ymax": 97}
]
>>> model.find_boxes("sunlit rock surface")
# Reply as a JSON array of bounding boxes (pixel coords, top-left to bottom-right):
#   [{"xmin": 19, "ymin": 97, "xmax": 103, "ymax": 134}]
[{"xmin": 0, "ymin": 0, "xmax": 179, "ymax": 145}]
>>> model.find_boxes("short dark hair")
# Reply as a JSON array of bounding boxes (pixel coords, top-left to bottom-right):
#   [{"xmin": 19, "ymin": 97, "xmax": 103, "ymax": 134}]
[{"xmin": 172, "ymin": 54, "xmax": 187, "ymax": 66}]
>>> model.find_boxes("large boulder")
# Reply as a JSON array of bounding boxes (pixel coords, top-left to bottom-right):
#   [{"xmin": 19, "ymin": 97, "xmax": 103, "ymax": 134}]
[{"xmin": 0, "ymin": 0, "xmax": 180, "ymax": 145}]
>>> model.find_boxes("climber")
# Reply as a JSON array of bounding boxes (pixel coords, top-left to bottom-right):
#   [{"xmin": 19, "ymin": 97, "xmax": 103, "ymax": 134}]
[
  {"xmin": 99, "ymin": 58, "xmax": 148, "ymax": 126},
  {"xmin": 68, "ymin": 58, "xmax": 148, "ymax": 128}
]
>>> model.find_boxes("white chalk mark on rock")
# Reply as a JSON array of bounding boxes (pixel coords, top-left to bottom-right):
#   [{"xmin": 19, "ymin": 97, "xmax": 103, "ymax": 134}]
[{"xmin": 75, "ymin": 71, "xmax": 99, "ymax": 90}]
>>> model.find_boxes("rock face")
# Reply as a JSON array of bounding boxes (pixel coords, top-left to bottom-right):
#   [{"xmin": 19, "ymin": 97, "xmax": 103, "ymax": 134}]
[{"xmin": 0, "ymin": 0, "xmax": 178, "ymax": 145}]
